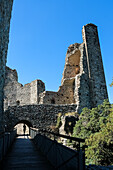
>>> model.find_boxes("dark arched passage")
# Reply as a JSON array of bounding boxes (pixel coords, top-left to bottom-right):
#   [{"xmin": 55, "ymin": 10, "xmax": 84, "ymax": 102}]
[{"xmin": 14, "ymin": 120, "xmax": 33, "ymax": 135}]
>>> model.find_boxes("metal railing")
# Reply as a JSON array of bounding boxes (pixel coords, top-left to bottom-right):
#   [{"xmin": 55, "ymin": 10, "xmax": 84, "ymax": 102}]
[
  {"xmin": 30, "ymin": 128, "xmax": 85, "ymax": 170},
  {"xmin": 0, "ymin": 129, "xmax": 17, "ymax": 162}
]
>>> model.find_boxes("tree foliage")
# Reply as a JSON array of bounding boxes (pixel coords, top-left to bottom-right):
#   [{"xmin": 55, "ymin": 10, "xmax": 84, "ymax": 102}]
[
  {"xmin": 86, "ymin": 110, "xmax": 113, "ymax": 165},
  {"xmin": 72, "ymin": 99, "xmax": 113, "ymax": 165}
]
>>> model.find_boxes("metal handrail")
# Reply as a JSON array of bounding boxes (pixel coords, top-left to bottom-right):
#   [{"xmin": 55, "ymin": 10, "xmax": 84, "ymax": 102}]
[
  {"xmin": 39, "ymin": 129, "xmax": 85, "ymax": 143},
  {"xmin": 30, "ymin": 128, "xmax": 85, "ymax": 145},
  {"xmin": 0, "ymin": 129, "xmax": 17, "ymax": 162},
  {"xmin": 30, "ymin": 127, "xmax": 85, "ymax": 169},
  {"xmin": 0, "ymin": 129, "xmax": 17, "ymax": 137}
]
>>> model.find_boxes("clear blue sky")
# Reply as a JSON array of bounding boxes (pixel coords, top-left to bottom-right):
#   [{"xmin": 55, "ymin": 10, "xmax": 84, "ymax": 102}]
[{"xmin": 7, "ymin": 0, "xmax": 113, "ymax": 103}]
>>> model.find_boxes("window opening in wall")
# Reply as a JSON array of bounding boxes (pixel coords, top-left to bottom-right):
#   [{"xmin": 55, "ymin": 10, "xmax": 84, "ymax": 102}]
[
  {"xmin": 75, "ymin": 65, "xmax": 80, "ymax": 74},
  {"xmin": 16, "ymin": 100, "xmax": 20, "ymax": 105},
  {"xmin": 73, "ymin": 80, "xmax": 75, "ymax": 93},
  {"xmin": 51, "ymin": 98, "xmax": 55, "ymax": 104}
]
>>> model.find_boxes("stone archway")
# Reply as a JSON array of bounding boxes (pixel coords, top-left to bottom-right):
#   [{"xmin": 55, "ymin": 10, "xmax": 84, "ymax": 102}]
[
  {"xmin": 14, "ymin": 120, "xmax": 33, "ymax": 135},
  {"xmin": 14, "ymin": 120, "xmax": 33, "ymax": 128}
]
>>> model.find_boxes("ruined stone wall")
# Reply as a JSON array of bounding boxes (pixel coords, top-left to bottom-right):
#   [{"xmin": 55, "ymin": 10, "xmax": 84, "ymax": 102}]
[
  {"xmin": 4, "ymin": 67, "xmax": 18, "ymax": 109},
  {"xmin": 31, "ymin": 80, "xmax": 45, "ymax": 104},
  {"xmin": 39, "ymin": 91, "xmax": 58, "ymax": 104},
  {"xmin": 4, "ymin": 23, "xmax": 108, "ymax": 115},
  {"xmin": 60, "ymin": 24, "xmax": 108, "ymax": 112},
  {"xmin": 74, "ymin": 43, "xmax": 91, "ymax": 113},
  {"xmin": 4, "ymin": 66, "xmax": 74, "ymax": 106},
  {"xmin": 61, "ymin": 43, "xmax": 81, "ymax": 83},
  {"xmin": 4, "ymin": 67, "xmax": 45, "ymax": 109},
  {"xmin": 17, "ymin": 83, "xmax": 31, "ymax": 106},
  {"xmin": 5, "ymin": 104, "xmax": 77, "ymax": 131},
  {"xmin": 40, "ymin": 83, "xmax": 74, "ymax": 105},
  {"xmin": 0, "ymin": 0, "xmax": 13, "ymax": 132}
]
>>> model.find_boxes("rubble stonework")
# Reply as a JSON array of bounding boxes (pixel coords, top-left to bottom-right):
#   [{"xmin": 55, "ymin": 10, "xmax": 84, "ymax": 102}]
[
  {"xmin": 4, "ymin": 104, "xmax": 77, "ymax": 131},
  {"xmin": 0, "ymin": 0, "xmax": 13, "ymax": 132},
  {"xmin": 4, "ymin": 24, "xmax": 108, "ymax": 114}
]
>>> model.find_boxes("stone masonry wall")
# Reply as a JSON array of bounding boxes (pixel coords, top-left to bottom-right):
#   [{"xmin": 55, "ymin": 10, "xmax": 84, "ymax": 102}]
[
  {"xmin": 31, "ymin": 80, "xmax": 45, "ymax": 104},
  {"xmin": 4, "ymin": 67, "xmax": 45, "ymax": 109},
  {"xmin": 61, "ymin": 43, "xmax": 81, "ymax": 83},
  {"xmin": 0, "ymin": 0, "xmax": 13, "ymax": 132},
  {"xmin": 4, "ymin": 67, "xmax": 18, "ymax": 109},
  {"xmin": 17, "ymin": 83, "xmax": 31, "ymax": 106},
  {"xmin": 82, "ymin": 24, "xmax": 108, "ymax": 108},
  {"xmin": 74, "ymin": 43, "xmax": 91, "ymax": 113},
  {"xmin": 40, "ymin": 82, "xmax": 75, "ymax": 105},
  {"xmin": 5, "ymin": 104, "xmax": 77, "ymax": 131}
]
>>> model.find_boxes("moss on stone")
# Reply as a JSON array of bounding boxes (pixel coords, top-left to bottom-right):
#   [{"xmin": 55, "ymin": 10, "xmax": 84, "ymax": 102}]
[
  {"xmin": 64, "ymin": 112, "xmax": 79, "ymax": 117},
  {"xmin": 56, "ymin": 113, "xmax": 62, "ymax": 129}
]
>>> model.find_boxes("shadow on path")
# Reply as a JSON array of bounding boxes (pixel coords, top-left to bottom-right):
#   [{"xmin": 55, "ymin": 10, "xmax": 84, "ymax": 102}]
[{"xmin": 1, "ymin": 136, "xmax": 54, "ymax": 170}]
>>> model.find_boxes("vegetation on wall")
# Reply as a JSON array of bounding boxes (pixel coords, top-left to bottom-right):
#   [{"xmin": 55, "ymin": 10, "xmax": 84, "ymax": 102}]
[
  {"xmin": 56, "ymin": 113, "xmax": 62, "ymax": 129},
  {"xmin": 72, "ymin": 99, "xmax": 113, "ymax": 165},
  {"xmin": 110, "ymin": 78, "xmax": 113, "ymax": 87}
]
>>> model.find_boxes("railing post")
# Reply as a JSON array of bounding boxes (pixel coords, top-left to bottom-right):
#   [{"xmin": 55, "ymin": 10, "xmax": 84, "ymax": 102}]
[
  {"xmin": 3, "ymin": 132, "xmax": 5, "ymax": 156},
  {"xmin": 2, "ymin": 133, "xmax": 4, "ymax": 158},
  {"xmin": 78, "ymin": 145, "xmax": 85, "ymax": 170},
  {"xmin": 29, "ymin": 127, "xmax": 30, "ymax": 136}
]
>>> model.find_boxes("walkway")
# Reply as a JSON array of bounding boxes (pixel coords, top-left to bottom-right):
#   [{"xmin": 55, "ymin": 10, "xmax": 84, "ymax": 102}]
[{"xmin": 1, "ymin": 136, "xmax": 54, "ymax": 170}]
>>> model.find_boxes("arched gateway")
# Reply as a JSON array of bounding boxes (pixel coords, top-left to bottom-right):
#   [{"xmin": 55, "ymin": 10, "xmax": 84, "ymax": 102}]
[
  {"xmin": 14, "ymin": 120, "xmax": 33, "ymax": 135},
  {"xmin": 14, "ymin": 120, "xmax": 33, "ymax": 128}
]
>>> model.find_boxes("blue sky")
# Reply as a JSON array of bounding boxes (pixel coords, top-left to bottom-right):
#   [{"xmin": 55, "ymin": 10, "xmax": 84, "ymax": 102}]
[{"xmin": 7, "ymin": 0, "xmax": 113, "ymax": 103}]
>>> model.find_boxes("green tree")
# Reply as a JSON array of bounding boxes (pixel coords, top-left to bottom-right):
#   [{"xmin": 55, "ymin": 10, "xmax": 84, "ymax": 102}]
[
  {"xmin": 73, "ymin": 99, "xmax": 111, "ymax": 139},
  {"xmin": 85, "ymin": 110, "xmax": 113, "ymax": 165},
  {"xmin": 72, "ymin": 99, "xmax": 112, "ymax": 165}
]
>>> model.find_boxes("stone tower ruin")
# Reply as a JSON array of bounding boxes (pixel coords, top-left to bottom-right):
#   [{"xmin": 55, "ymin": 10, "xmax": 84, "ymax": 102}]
[
  {"xmin": 4, "ymin": 23, "xmax": 108, "ymax": 114},
  {"xmin": 63, "ymin": 23, "xmax": 108, "ymax": 113}
]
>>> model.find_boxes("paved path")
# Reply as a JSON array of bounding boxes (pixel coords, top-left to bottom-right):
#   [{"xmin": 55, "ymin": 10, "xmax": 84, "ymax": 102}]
[{"xmin": 1, "ymin": 136, "xmax": 54, "ymax": 170}]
